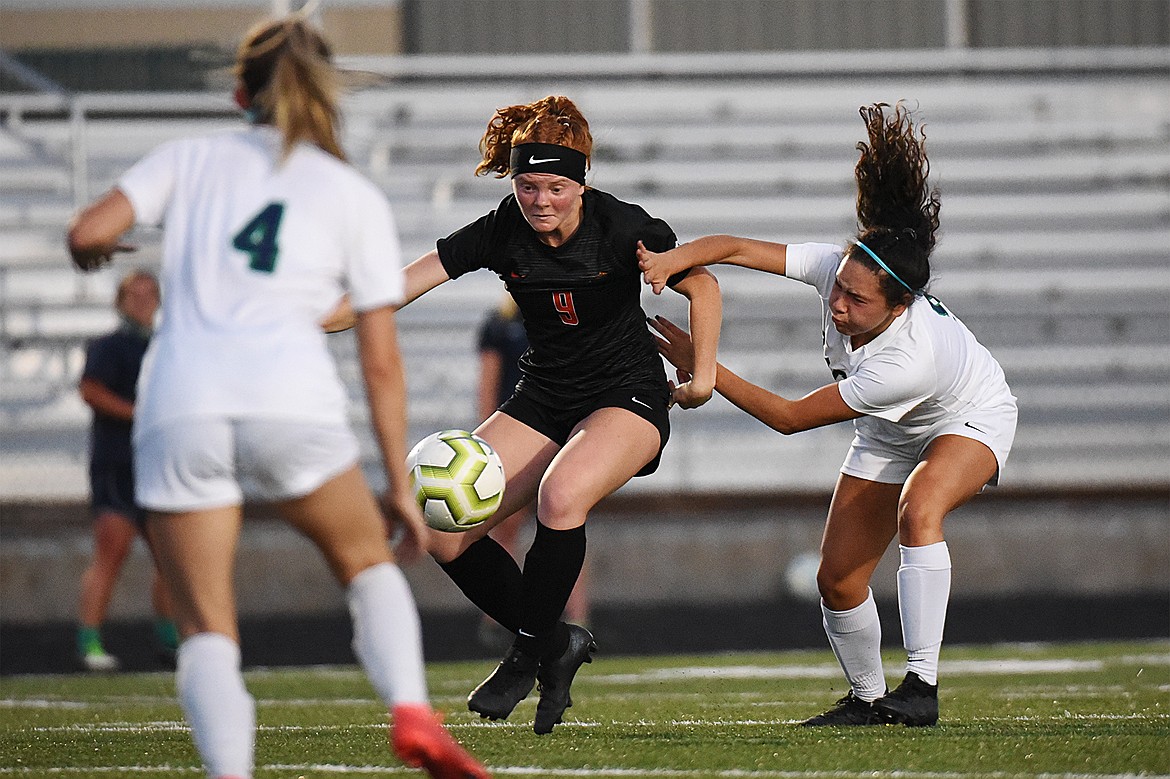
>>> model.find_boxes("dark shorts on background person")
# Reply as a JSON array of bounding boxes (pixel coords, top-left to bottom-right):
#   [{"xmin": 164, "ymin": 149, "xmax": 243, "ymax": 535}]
[
  {"xmin": 90, "ymin": 460, "xmax": 147, "ymax": 529},
  {"xmin": 500, "ymin": 385, "xmax": 671, "ymax": 476}
]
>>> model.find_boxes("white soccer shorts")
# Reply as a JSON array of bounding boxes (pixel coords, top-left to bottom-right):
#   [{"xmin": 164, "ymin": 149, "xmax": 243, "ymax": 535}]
[
  {"xmin": 840, "ymin": 405, "xmax": 1017, "ymax": 487},
  {"xmin": 135, "ymin": 417, "xmax": 360, "ymax": 512}
]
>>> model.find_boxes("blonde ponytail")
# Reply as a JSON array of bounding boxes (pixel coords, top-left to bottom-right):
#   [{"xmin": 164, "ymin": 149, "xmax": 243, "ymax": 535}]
[{"xmin": 235, "ymin": 18, "xmax": 345, "ymax": 161}]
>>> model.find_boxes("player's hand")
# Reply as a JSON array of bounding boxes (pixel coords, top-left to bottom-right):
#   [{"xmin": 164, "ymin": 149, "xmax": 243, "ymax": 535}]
[
  {"xmin": 71, "ymin": 242, "xmax": 137, "ymax": 272},
  {"xmin": 669, "ymin": 369, "xmax": 713, "ymax": 410},
  {"xmin": 637, "ymin": 241, "xmax": 684, "ymax": 295},
  {"xmin": 649, "ymin": 316, "xmax": 712, "ymax": 409},
  {"xmin": 648, "ymin": 314, "xmax": 694, "ymax": 372},
  {"xmin": 381, "ymin": 488, "xmax": 428, "ymax": 565}
]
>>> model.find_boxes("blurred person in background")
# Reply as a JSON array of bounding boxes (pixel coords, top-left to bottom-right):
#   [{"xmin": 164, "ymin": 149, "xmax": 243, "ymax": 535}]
[
  {"xmin": 77, "ymin": 269, "xmax": 178, "ymax": 671},
  {"xmin": 67, "ymin": 15, "xmax": 487, "ymax": 779},
  {"xmin": 639, "ymin": 102, "xmax": 1017, "ymax": 728},
  {"xmin": 398, "ymin": 95, "xmax": 722, "ymax": 734},
  {"xmin": 474, "ymin": 296, "xmax": 590, "ymax": 652}
]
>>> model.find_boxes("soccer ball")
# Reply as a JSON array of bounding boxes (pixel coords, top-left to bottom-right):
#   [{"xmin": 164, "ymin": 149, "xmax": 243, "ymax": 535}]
[{"xmin": 406, "ymin": 430, "xmax": 505, "ymax": 532}]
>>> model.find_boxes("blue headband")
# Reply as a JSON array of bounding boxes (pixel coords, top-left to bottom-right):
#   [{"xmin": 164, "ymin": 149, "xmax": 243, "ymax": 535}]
[{"xmin": 850, "ymin": 239, "xmax": 916, "ymax": 294}]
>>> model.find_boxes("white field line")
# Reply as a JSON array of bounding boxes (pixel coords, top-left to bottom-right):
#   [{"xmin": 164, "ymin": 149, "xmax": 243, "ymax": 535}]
[
  {"xmin": 0, "ymin": 694, "xmax": 174, "ymax": 707},
  {"xmin": 268, "ymin": 768, "xmax": 1170, "ymax": 779},
  {"xmin": 247, "ymin": 664, "xmax": 362, "ymax": 676},
  {"xmin": 593, "ymin": 658, "xmax": 1117, "ymax": 684},
  {"xmin": 0, "ymin": 699, "xmax": 91, "ymax": 709},
  {"xmin": 249, "ymin": 767, "xmax": 887, "ymax": 777},
  {"xmin": 27, "ymin": 721, "xmax": 188, "ymax": 733},
  {"xmin": 22, "ymin": 709, "xmax": 1169, "ymax": 736},
  {"xmin": 482, "ymin": 772, "xmax": 1167, "ymax": 779},
  {"xmin": 6, "ymin": 683, "xmax": 1142, "ymax": 711},
  {"xmin": 2, "ymin": 767, "xmax": 1167, "ymax": 779},
  {"xmin": 1116, "ymin": 654, "xmax": 1170, "ymax": 666},
  {"xmin": 995, "ymin": 686, "xmax": 1131, "ymax": 698},
  {"xmin": 0, "ymin": 769, "xmax": 203, "ymax": 775},
  {"xmin": 1, "ymin": 695, "xmax": 416, "ymax": 710},
  {"xmin": 4, "ymin": 654, "xmax": 1165, "ymax": 712},
  {"xmin": 261, "ymin": 697, "xmax": 378, "ymax": 706},
  {"xmin": 0, "ymin": 687, "xmax": 1150, "ymax": 713}
]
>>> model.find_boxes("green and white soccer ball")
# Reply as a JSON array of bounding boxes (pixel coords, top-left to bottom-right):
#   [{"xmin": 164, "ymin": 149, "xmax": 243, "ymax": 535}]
[{"xmin": 406, "ymin": 429, "xmax": 505, "ymax": 532}]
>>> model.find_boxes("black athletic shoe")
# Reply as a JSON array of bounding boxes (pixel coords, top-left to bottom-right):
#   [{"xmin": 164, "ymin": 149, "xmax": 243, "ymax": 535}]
[
  {"xmin": 800, "ymin": 691, "xmax": 884, "ymax": 726},
  {"xmin": 467, "ymin": 642, "xmax": 539, "ymax": 720},
  {"xmin": 533, "ymin": 624, "xmax": 597, "ymax": 735},
  {"xmin": 874, "ymin": 672, "xmax": 939, "ymax": 726}
]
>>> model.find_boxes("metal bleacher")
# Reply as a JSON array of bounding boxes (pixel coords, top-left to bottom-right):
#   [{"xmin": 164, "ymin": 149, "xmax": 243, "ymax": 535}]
[{"xmin": 1, "ymin": 55, "xmax": 1168, "ymax": 500}]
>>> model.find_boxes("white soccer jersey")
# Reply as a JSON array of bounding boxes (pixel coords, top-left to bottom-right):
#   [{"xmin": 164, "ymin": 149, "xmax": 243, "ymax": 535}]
[
  {"xmin": 119, "ymin": 126, "xmax": 403, "ymax": 436},
  {"xmin": 785, "ymin": 242, "xmax": 1017, "ymax": 448}
]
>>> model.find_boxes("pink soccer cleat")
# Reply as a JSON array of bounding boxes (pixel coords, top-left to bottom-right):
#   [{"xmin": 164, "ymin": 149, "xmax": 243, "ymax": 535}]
[{"xmin": 391, "ymin": 703, "xmax": 490, "ymax": 779}]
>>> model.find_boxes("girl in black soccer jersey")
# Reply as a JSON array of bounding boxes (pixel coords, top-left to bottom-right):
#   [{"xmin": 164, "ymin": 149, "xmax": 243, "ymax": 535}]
[{"xmin": 403, "ymin": 95, "xmax": 722, "ymax": 734}]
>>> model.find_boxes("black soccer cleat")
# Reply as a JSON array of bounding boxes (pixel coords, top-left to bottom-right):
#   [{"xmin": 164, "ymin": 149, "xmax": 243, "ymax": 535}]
[
  {"xmin": 533, "ymin": 624, "xmax": 597, "ymax": 735},
  {"xmin": 874, "ymin": 672, "xmax": 939, "ymax": 726},
  {"xmin": 800, "ymin": 690, "xmax": 884, "ymax": 726},
  {"xmin": 466, "ymin": 642, "xmax": 539, "ymax": 721}
]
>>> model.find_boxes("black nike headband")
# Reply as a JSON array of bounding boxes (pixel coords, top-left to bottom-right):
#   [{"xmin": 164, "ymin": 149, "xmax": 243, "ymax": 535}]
[{"xmin": 509, "ymin": 143, "xmax": 587, "ymax": 185}]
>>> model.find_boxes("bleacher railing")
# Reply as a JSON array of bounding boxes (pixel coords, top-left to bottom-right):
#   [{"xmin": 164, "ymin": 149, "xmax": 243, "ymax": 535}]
[{"xmin": 1, "ymin": 49, "xmax": 1167, "ymax": 499}]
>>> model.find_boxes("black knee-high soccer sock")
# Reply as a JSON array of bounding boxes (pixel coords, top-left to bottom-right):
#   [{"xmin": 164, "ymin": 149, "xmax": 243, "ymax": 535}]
[
  {"xmin": 437, "ymin": 536, "xmax": 523, "ymax": 633},
  {"xmin": 515, "ymin": 520, "xmax": 586, "ymax": 658}
]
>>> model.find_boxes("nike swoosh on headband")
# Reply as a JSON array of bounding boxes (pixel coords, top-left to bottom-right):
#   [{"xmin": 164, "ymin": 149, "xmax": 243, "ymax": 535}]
[{"xmin": 510, "ymin": 143, "xmax": 587, "ymax": 184}]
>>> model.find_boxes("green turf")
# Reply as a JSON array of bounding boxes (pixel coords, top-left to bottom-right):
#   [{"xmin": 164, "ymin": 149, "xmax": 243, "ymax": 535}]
[{"xmin": 1, "ymin": 640, "xmax": 1167, "ymax": 777}]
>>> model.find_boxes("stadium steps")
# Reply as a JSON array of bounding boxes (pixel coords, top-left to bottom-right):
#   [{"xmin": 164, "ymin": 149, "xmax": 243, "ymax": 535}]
[
  {"xmin": 2, "ymin": 71, "xmax": 1168, "ymax": 498},
  {"xmin": 0, "ymin": 161, "xmax": 71, "ymax": 195},
  {"xmin": 367, "ymin": 115, "xmax": 1170, "ymax": 167}
]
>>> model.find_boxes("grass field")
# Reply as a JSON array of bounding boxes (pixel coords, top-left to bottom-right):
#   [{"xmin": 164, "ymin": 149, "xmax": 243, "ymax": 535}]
[{"xmin": 1, "ymin": 639, "xmax": 1167, "ymax": 778}]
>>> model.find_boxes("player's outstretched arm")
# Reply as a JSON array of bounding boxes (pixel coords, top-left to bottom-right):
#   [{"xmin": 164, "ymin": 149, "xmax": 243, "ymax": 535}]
[
  {"xmin": 638, "ymin": 235, "xmax": 789, "ymax": 294},
  {"xmin": 400, "ymin": 250, "xmax": 452, "ymax": 307},
  {"xmin": 649, "ymin": 315, "xmax": 861, "ymax": 434},
  {"xmin": 717, "ymin": 373, "xmax": 860, "ymax": 435},
  {"xmin": 320, "ymin": 251, "xmax": 453, "ymax": 333}
]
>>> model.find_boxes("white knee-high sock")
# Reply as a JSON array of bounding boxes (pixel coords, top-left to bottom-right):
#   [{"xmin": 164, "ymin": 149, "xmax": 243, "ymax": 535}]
[
  {"xmin": 821, "ymin": 589, "xmax": 885, "ymax": 701},
  {"xmin": 897, "ymin": 541, "xmax": 952, "ymax": 686},
  {"xmin": 347, "ymin": 562, "xmax": 428, "ymax": 705},
  {"xmin": 176, "ymin": 632, "xmax": 255, "ymax": 779}
]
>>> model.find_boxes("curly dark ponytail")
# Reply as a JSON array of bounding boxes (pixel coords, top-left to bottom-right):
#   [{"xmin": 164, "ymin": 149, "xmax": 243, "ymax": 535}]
[{"xmin": 852, "ymin": 102, "xmax": 941, "ymax": 305}]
